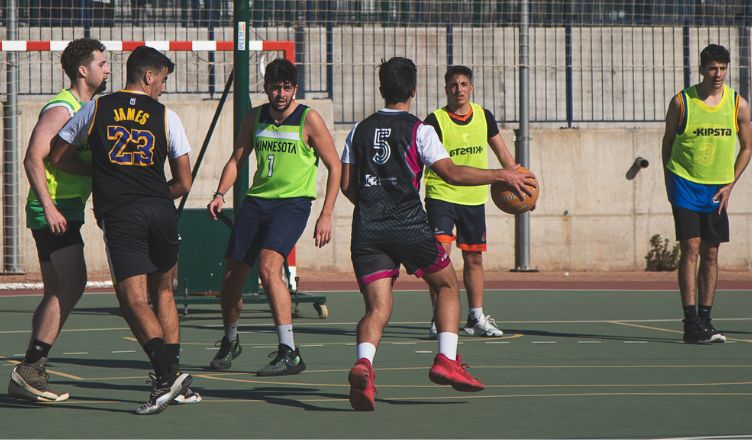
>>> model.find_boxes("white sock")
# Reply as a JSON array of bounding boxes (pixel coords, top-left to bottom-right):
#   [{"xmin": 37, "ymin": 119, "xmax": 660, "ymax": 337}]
[
  {"xmin": 277, "ymin": 324, "xmax": 295, "ymax": 350},
  {"xmin": 356, "ymin": 342, "xmax": 376, "ymax": 365},
  {"xmin": 225, "ymin": 322, "xmax": 238, "ymax": 341},
  {"xmin": 438, "ymin": 332, "xmax": 458, "ymax": 361},
  {"xmin": 470, "ymin": 308, "xmax": 484, "ymax": 321}
]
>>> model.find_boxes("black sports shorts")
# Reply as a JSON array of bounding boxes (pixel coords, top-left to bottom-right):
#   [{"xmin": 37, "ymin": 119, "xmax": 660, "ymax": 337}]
[
  {"xmin": 672, "ymin": 205, "xmax": 729, "ymax": 245},
  {"xmin": 351, "ymin": 237, "xmax": 450, "ymax": 290},
  {"xmin": 31, "ymin": 222, "xmax": 84, "ymax": 262},
  {"xmin": 99, "ymin": 199, "xmax": 179, "ymax": 282}
]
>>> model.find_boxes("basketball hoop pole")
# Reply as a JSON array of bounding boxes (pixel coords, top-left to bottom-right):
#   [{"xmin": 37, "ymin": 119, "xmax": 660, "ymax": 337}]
[
  {"xmin": 513, "ymin": 0, "xmax": 537, "ymax": 273},
  {"xmin": 233, "ymin": 0, "xmax": 251, "ymax": 211}
]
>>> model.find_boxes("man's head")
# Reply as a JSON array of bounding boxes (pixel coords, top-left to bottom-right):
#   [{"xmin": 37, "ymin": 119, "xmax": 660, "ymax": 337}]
[
  {"xmin": 61, "ymin": 38, "xmax": 110, "ymax": 94},
  {"xmin": 699, "ymin": 44, "xmax": 730, "ymax": 91},
  {"xmin": 126, "ymin": 46, "xmax": 175, "ymax": 100},
  {"xmin": 264, "ymin": 58, "xmax": 298, "ymax": 113},
  {"xmin": 378, "ymin": 57, "xmax": 417, "ymax": 105},
  {"xmin": 444, "ymin": 65, "xmax": 474, "ymax": 109}
]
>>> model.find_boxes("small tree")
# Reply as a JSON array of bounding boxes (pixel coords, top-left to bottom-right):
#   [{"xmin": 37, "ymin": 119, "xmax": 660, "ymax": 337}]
[{"xmin": 645, "ymin": 234, "xmax": 680, "ymax": 271}]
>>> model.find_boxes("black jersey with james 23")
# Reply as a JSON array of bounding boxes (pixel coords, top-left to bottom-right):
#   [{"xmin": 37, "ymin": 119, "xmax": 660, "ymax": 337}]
[{"xmin": 87, "ymin": 91, "xmax": 170, "ymax": 220}]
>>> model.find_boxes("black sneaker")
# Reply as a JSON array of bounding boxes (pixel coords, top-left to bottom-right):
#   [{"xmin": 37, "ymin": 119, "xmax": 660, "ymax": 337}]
[
  {"xmin": 209, "ymin": 335, "xmax": 242, "ymax": 370},
  {"xmin": 699, "ymin": 318, "xmax": 727, "ymax": 343},
  {"xmin": 136, "ymin": 372, "xmax": 192, "ymax": 415},
  {"xmin": 256, "ymin": 344, "xmax": 306, "ymax": 376},
  {"xmin": 683, "ymin": 318, "xmax": 722, "ymax": 344}
]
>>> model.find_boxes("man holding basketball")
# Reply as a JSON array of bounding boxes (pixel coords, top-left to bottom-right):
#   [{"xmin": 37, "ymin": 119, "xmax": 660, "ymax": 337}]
[
  {"xmin": 340, "ymin": 57, "xmax": 534, "ymax": 411},
  {"xmin": 423, "ymin": 66, "xmax": 535, "ymax": 339},
  {"xmin": 662, "ymin": 44, "xmax": 752, "ymax": 343}
]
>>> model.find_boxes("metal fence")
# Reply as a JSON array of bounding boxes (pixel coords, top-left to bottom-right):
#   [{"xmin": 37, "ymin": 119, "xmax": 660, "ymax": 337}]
[{"xmin": 2, "ymin": 0, "xmax": 752, "ymax": 126}]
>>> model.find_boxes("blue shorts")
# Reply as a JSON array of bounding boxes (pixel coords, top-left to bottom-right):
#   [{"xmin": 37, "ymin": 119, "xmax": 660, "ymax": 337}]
[
  {"xmin": 425, "ymin": 198, "xmax": 487, "ymax": 252},
  {"xmin": 226, "ymin": 196, "xmax": 312, "ymax": 266}
]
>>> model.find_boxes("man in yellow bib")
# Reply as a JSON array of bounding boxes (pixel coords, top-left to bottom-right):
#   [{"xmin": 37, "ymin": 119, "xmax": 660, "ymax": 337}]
[
  {"xmin": 8, "ymin": 39, "xmax": 109, "ymax": 402},
  {"xmin": 424, "ymin": 66, "xmax": 535, "ymax": 338},
  {"xmin": 662, "ymin": 44, "xmax": 752, "ymax": 343}
]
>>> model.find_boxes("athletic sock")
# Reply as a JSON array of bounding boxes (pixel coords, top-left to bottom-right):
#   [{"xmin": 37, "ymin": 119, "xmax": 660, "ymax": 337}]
[
  {"xmin": 277, "ymin": 324, "xmax": 295, "ymax": 350},
  {"xmin": 356, "ymin": 342, "xmax": 376, "ymax": 365},
  {"xmin": 682, "ymin": 305, "xmax": 698, "ymax": 322},
  {"xmin": 166, "ymin": 343, "xmax": 181, "ymax": 371},
  {"xmin": 225, "ymin": 322, "xmax": 238, "ymax": 341},
  {"xmin": 437, "ymin": 332, "xmax": 458, "ymax": 361},
  {"xmin": 698, "ymin": 305, "xmax": 712, "ymax": 320},
  {"xmin": 143, "ymin": 338, "xmax": 172, "ymax": 384},
  {"xmin": 469, "ymin": 308, "xmax": 484, "ymax": 322},
  {"xmin": 25, "ymin": 339, "xmax": 51, "ymax": 364}
]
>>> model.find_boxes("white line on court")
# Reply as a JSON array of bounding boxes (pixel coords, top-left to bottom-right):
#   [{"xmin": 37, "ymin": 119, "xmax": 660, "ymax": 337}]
[
  {"xmin": 415, "ymin": 350, "xmax": 433, "ymax": 354},
  {"xmin": 62, "ymin": 352, "xmax": 88, "ymax": 355},
  {"xmin": 532, "ymin": 341, "xmax": 557, "ymax": 344},
  {"xmin": 578, "ymin": 341, "xmax": 602, "ymax": 343},
  {"xmin": 111, "ymin": 350, "xmax": 136, "ymax": 354}
]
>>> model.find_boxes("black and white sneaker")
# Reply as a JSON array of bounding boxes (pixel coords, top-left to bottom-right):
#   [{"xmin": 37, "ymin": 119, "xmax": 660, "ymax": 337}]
[
  {"xmin": 699, "ymin": 318, "xmax": 726, "ymax": 343},
  {"xmin": 683, "ymin": 318, "xmax": 725, "ymax": 344},
  {"xmin": 136, "ymin": 372, "xmax": 192, "ymax": 415}
]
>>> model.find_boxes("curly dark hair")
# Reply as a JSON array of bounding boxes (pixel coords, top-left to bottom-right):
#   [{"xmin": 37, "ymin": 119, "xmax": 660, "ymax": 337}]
[{"xmin": 60, "ymin": 38, "xmax": 106, "ymax": 82}]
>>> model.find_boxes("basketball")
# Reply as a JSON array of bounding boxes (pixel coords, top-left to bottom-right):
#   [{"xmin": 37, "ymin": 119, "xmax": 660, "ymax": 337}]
[{"xmin": 490, "ymin": 167, "xmax": 539, "ymax": 214}]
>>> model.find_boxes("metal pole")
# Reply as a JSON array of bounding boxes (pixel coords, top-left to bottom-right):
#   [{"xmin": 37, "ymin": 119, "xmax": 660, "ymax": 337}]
[
  {"xmin": 514, "ymin": 0, "xmax": 535, "ymax": 272},
  {"xmin": 4, "ymin": 0, "xmax": 21, "ymax": 273},
  {"xmin": 233, "ymin": 0, "xmax": 251, "ymax": 211}
]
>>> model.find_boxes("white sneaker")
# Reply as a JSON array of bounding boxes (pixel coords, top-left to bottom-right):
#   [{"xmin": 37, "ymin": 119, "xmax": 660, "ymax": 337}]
[
  {"xmin": 463, "ymin": 314, "xmax": 504, "ymax": 337},
  {"xmin": 428, "ymin": 319, "xmax": 437, "ymax": 340}
]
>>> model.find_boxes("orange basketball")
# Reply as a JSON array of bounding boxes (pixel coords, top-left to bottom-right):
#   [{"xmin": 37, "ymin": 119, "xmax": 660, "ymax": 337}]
[{"xmin": 490, "ymin": 167, "xmax": 539, "ymax": 214}]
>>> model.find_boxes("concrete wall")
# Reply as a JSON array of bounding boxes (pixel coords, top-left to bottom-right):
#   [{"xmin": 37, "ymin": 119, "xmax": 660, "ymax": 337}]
[{"xmin": 3, "ymin": 97, "xmax": 752, "ymax": 277}]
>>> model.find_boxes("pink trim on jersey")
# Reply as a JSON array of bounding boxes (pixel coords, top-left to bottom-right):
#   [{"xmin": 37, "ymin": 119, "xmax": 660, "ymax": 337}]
[
  {"xmin": 413, "ymin": 242, "xmax": 451, "ymax": 278},
  {"xmin": 405, "ymin": 121, "xmax": 424, "ymax": 190},
  {"xmin": 358, "ymin": 269, "xmax": 400, "ymax": 290}
]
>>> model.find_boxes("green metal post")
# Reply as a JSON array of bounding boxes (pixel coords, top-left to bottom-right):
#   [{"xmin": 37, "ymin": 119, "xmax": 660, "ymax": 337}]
[{"xmin": 233, "ymin": 0, "xmax": 251, "ymax": 209}]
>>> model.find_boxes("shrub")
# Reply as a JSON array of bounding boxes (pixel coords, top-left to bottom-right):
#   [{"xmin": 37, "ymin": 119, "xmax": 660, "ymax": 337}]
[{"xmin": 645, "ymin": 234, "xmax": 679, "ymax": 271}]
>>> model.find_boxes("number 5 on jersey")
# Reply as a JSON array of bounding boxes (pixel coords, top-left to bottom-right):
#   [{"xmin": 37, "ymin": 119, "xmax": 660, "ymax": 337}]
[{"xmin": 372, "ymin": 128, "xmax": 391, "ymax": 165}]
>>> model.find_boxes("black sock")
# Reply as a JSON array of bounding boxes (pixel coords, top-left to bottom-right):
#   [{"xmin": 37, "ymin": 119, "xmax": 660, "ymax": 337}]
[
  {"xmin": 698, "ymin": 305, "xmax": 712, "ymax": 321},
  {"xmin": 143, "ymin": 338, "xmax": 173, "ymax": 384},
  {"xmin": 166, "ymin": 344, "xmax": 181, "ymax": 372},
  {"xmin": 25, "ymin": 339, "xmax": 51, "ymax": 364},
  {"xmin": 683, "ymin": 305, "xmax": 698, "ymax": 321}
]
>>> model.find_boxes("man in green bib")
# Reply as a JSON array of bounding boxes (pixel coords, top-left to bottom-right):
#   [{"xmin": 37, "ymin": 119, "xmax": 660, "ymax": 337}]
[
  {"xmin": 207, "ymin": 59, "xmax": 341, "ymax": 374},
  {"xmin": 423, "ymin": 66, "xmax": 535, "ymax": 339},
  {"xmin": 8, "ymin": 38, "xmax": 110, "ymax": 402},
  {"xmin": 662, "ymin": 44, "xmax": 752, "ymax": 343}
]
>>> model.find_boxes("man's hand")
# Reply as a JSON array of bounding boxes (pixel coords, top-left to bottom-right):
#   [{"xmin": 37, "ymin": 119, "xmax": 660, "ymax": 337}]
[
  {"xmin": 313, "ymin": 213, "xmax": 333, "ymax": 248},
  {"xmin": 44, "ymin": 206, "xmax": 68, "ymax": 235},
  {"xmin": 713, "ymin": 183, "xmax": 733, "ymax": 214},
  {"xmin": 207, "ymin": 194, "xmax": 224, "ymax": 220},
  {"xmin": 497, "ymin": 164, "xmax": 538, "ymax": 200}
]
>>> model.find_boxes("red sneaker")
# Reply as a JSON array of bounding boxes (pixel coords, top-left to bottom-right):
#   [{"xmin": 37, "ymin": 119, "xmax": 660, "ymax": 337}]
[
  {"xmin": 429, "ymin": 353, "xmax": 485, "ymax": 392},
  {"xmin": 348, "ymin": 358, "xmax": 376, "ymax": 411}
]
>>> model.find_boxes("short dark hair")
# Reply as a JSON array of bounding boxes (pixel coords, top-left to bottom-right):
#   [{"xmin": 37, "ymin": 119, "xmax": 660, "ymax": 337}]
[
  {"xmin": 126, "ymin": 46, "xmax": 175, "ymax": 84},
  {"xmin": 378, "ymin": 57, "xmax": 417, "ymax": 105},
  {"xmin": 444, "ymin": 65, "xmax": 473, "ymax": 84},
  {"xmin": 61, "ymin": 38, "xmax": 105, "ymax": 83},
  {"xmin": 700, "ymin": 44, "xmax": 730, "ymax": 67},
  {"xmin": 264, "ymin": 58, "xmax": 297, "ymax": 86}
]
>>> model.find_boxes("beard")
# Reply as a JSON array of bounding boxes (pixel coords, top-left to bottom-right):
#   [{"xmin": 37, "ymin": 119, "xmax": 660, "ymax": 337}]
[
  {"xmin": 95, "ymin": 79, "xmax": 108, "ymax": 95},
  {"xmin": 272, "ymin": 97, "xmax": 292, "ymax": 113}
]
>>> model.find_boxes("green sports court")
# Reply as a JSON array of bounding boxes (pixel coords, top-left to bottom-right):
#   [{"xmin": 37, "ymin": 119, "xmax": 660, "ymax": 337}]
[{"xmin": 2, "ymin": 282, "xmax": 751, "ymax": 438}]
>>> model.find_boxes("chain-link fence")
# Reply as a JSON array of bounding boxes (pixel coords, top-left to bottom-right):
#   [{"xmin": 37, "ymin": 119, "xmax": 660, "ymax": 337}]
[{"xmin": 2, "ymin": 1, "xmax": 751, "ymax": 126}]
